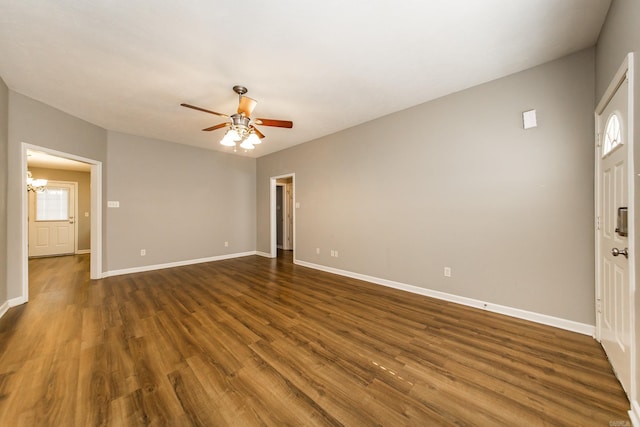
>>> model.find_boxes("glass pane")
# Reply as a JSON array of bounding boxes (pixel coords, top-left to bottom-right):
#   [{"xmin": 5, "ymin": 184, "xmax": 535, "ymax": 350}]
[
  {"xmin": 36, "ymin": 187, "xmax": 69, "ymax": 221},
  {"xmin": 602, "ymin": 114, "xmax": 622, "ymax": 157}
]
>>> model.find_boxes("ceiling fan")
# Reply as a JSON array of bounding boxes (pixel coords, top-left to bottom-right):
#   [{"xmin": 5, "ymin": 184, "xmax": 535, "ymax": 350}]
[{"xmin": 181, "ymin": 85, "xmax": 293, "ymax": 150}]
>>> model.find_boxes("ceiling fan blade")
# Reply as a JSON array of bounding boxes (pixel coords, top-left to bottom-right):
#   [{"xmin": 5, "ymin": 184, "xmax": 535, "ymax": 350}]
[
  {"xmin": 252, "ymin": 127, "xmax": 266, "ymax": 139},
  {"xmin": 237, "ymin": 96, "xmax": 257, "ymax": 117},
  {"xmin": 181, "ymin": 103, "xmax": 229, "ymax": 118},
  {"xmin": 254, "ymin": 118, "xmax": 293, "ymax": 128},
  {"xmin": 202, "ymin": 122, "xmax": 230, "ymax": 132}
]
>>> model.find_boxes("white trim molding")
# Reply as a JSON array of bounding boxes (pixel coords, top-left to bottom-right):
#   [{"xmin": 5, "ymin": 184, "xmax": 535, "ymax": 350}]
[
  {"xmin": 269, "ymin": 173, "xmax": 296, "ymax": 258},
  {"xmin": 295, "ymin": 259, "xmax": 595, "ymax": 336},
  {"xmin": 8, "ymin": 296, "xmax": 25, "ymax": 307},
  {"xmin": 0, "ymin": 301, "xmax": 8, "ymax": 319},
  {"xmin": 256, "ymin": 251, "xmax": 273, "ymax": 258},
  {"xmin": 630, "ymin": 402, "xmax": 640, "ymax": 427},
  {"xmin": 75, "ymin": 249, "xmax": 91, "ymax": 255},
  {"xmin": 103, "ymin": 251, "xmax": 257, "ymax": 278},
  {"xmin": 0, "ymin": 297, "xmax": 28, "ymax": 320}
]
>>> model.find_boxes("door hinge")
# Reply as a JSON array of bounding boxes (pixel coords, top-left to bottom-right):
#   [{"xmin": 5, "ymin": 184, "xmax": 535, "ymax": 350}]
[
  {"xmin": 596, "ymin": 216, "xmax": 601, "ymax": 230},
  {"xmin": 596, "ymin": 299, "xmax": 602, "ymax": 314}
]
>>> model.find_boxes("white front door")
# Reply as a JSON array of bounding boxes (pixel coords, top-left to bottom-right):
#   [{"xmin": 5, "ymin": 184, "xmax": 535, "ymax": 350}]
[
  {"xmin": 596, "ymin": 60, "xmax": 632, "ymax": 397},
  {"xmin": 28, "ymin": 181, "xmax": 77, "ymax": 257}
]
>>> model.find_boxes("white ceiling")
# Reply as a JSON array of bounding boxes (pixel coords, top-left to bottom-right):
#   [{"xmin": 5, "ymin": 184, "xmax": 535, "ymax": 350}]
[{"xmin": 0, "ymin": 0, "xmax": 611, "ymax": 158}]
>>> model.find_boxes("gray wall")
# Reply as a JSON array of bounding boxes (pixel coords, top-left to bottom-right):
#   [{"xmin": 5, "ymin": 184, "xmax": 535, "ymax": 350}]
[
  {"xmin": 7, "ymin": 92, "xmax": 107, "ymax": 300},
  {"xmin": 0, "ymin": 77, "xmax": 8, "ymax": 305},
  {"xmin": 257, "ymin": 48, "xmax": 596, "ymax": 325},
  {"xmin": 105, "ymin": 131, "xmax": 256, "ymax": 272},
  {"xmin": 28, "ymin": 167, "xmax": 91, "ymax": 251},
  {"xmin": 595, "ymin": 0, "xmax": 640, "ymax": 100},
  {"xmin": 4, "ymin": 91, "xmax": 257, "ymax": 297}
]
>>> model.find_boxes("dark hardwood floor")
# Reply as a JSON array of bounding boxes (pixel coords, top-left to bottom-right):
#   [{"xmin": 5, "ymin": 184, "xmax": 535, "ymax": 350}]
[{"xmin": 0, "ymin": 253, "xmax": 630, "ymax": 426}]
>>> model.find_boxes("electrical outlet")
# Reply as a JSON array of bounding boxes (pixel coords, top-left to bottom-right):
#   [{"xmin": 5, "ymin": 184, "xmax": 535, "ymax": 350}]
[
  {"xmin": 444, "ymin": 267, "xmax": 451, "ymax": 277},
  {"xmin": 330, "ymin": 250, "xmax": 335, "ymax": 257},
  {"xmin": 335, "ymin": 250, "xmax": 339, "ymax": 258},
  {"xmin": 224, "ymin": 241, "xmax": 229, "ymax": 247},
  {"xmin": 140, "ymin": 249, "xmax": 146, "ymax": 256},
  {"xmin": 316, "ymin": 248, "xmax": 320, "ymax": 254}
]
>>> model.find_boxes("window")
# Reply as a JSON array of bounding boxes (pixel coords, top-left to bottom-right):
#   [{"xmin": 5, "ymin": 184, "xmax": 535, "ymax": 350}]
[
  {"xmin": 602, "ymin": 113, "xmax": 622, "ymax": 157},
  {"xmin": 36, "ymin": 187, "xmax": 69, "ymax": 221}
]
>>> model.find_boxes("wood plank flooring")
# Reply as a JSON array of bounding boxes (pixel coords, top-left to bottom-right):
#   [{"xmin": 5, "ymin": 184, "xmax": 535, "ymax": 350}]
[{"xmin": 0, "ymin": 252, "xmax": 631, "ymax": 426}]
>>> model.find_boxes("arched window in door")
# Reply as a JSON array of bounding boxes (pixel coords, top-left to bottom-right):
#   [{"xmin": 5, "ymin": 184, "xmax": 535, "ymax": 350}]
[{"xmin": 602, "ymin": 113, "xmax": 622, "ymax": 157}]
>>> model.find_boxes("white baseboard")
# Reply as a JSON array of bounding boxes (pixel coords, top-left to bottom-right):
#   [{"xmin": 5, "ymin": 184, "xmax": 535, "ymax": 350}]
[
  {"xmin": 294, "ymin": 259, "xmax": 595, "ymax": 336},
  {"xmin": 0, "ymin": 297, "xmax": 27, "ymax": 320},
  {"xmin": 103, "ymin": 251, "xmax": 257, "ymax": 278},
  {"xmin": 75, "ymin": 249, "xmax": 91, "ymax": 255},
  {"xmin": 630, "ymin": 400, "xmax": 640, "ymax": 427},
  {"xmin": 11, "ymin": 251, "xmax": 597, "ymax": 336},
  {"xmin": 9, "ymin": 296, "xmax": 26, "ymax": 307},
  {"xmin": 0, "ymin": 301, "xmax": 8, "ymax": 319}
]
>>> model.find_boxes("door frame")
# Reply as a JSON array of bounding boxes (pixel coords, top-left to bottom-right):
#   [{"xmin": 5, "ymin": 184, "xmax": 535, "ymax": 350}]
[
  {"xmin": 284, "ymin": 181, "xmax": 293, "ymax": 251},
  {"xmin": 594, "ymin": 52, "xmax": 636, "ymax": 402},
  {"xmin": 276, "ymin": 183, "xmax": 284, "ymax": 249},
  {"xmin": 20, "ymin": 143, "xmax": 103, "ymax": 302},
  {"xmin": 269, "ymin": 173, "xmax": 295, "ymax": 258},
  {"xmin": 28, "ymin": 179, "xmax": 79, "ymax": 257},
  {"xmin": 276, "ymin": 180, "xmax": 293, "ymax": 251}
]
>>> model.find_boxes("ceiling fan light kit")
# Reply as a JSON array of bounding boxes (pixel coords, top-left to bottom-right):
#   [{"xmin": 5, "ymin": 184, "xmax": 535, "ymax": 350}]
[
  {"xmin": 181, "ymin": 85, "xmax": 293, "ymax": 152},
  {"xmin": 220, "ymin": 130, "xmax": 239, "ymax": 146}
]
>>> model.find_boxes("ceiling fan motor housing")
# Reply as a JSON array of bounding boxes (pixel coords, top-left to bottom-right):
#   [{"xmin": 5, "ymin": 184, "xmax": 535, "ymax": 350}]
[
  {"xmin": 230, "ymin": 113, "xmax": 252, "ymax": 137},
  {"xmin": 231, "ymin": 114, "xmax": 250, "ymax": 129}
]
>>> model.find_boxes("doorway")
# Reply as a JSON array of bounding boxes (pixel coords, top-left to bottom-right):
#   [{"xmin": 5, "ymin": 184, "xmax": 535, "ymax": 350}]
[
  {"xmin": 270, "ymin": 173, "xmax": 295, "ymax": 259},
  {"xmin": 595, "ymin": 52, "xmax": 635, "ymax": 399},
  {"xmin": 276, "ymin": 177, "xmax": 293, "ymax": 252},
  {"xmin": 20, "ymin": 143, "xmax": 103, "ymax": 303}
]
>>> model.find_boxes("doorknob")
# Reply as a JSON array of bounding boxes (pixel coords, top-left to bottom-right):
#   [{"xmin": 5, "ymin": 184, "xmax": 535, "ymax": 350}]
[{"xmin": 611, "ymin": 247, "xmax": 629, "ymax": 259}]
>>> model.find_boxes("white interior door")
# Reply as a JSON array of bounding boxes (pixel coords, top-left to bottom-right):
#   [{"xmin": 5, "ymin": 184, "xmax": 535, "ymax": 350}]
[
  {"xmin": 597, "ymin": 67, "xmax": 632, "ymax": 397},
  {"xmin": 28, "ymin": 181, "xmax": 76, "ymax": 257}
]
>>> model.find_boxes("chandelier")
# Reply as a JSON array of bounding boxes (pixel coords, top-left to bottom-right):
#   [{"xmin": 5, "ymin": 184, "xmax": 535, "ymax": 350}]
[
  {"xmin": 27, "ymin": 171, "xmax": 47, "ymax": 192},
  {"xmin": 219, "ymin": 113, "xmax": 262, "ymax": 150}
]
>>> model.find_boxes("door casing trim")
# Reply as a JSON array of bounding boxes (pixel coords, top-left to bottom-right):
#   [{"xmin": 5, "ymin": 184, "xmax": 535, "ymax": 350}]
[
  {"xmin": 20, "ymin": 143, "xmax": 103, "ymax": 303},
  {"xmin": 269, "ymin": 173, "xmax": 295, "ymax": 259}
]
